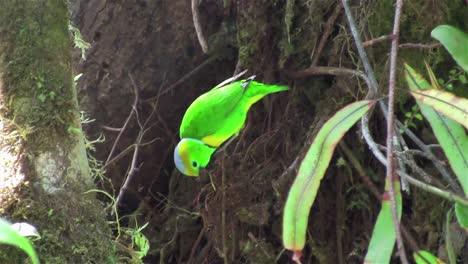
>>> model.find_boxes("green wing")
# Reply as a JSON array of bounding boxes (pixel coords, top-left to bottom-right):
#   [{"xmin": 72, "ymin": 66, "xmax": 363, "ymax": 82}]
[{"xmin": 180, "ymin": 80, "xmax": 247, "ymax": 141}]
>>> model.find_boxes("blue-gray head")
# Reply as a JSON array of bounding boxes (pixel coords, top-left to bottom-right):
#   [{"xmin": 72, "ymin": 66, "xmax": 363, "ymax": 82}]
[{"xmin": 174, "ymin": 138, "xmax": 216, "ymax": 176}]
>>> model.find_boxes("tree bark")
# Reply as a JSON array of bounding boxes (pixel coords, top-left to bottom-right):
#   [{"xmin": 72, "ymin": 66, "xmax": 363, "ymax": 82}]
[{"xmin": 0, "ymin": 0, "xmax": 114, "ymax": 262}]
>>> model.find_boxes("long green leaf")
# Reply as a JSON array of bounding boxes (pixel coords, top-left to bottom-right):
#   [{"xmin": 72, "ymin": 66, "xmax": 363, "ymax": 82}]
[
  {"xmin": 364, "ymin": 180, "xmax": 402, "ymax": 264},
  {"xmin": 0, "ymin": 219, "xmax": 39, "ymax": 264},
  {"xmin": 431, "ymin": 25, "xmax": 468, "ymax": 72},
  {"xmin": 282, "ymin": 100, "xmax": 375, "ymax": 261},
  {"xmin": 405, "ymin": 64, "xmax": 468, "ymax": 228},
  {"xmin": 413, "ymin": 250, "xmax": 446, "ymax": 264},
  {"xmin": 405, "ymin": 64, "xmax": 468, "ymax": 191},
  {"xmin": 455, "ymin": 203, "xmax": 468, "ymax": 231},
  {"xmin": 409, "ymin": 89, "xmax": 468, "ymax": 129}
]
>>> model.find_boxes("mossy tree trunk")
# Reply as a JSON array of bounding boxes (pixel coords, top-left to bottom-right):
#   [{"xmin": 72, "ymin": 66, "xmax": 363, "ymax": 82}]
[{"xmin": 0, "ymin": 0, "xmax": 114, "ymax": 262}]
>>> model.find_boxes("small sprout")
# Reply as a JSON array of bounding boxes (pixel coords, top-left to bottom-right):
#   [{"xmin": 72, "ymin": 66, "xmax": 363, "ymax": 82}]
[
  {"xmin": 67, "ymin": 126, "xmax": 82, "ymax": 135},
  {"xmin": 49, "ymin": 91, "xmax": 56, "ymax": 100},
  {"xmin": 38, "ymin": 93, "xmax": 46, "ymax": 102}
]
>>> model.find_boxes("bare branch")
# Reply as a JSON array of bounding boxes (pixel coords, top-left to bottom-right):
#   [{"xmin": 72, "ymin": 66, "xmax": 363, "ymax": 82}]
[
  {"xmin": 385, "ymin": 0, "xmax": 408, "ymax": 262},
  {"xmin": 342, "ymin": 0, "xmax": 407, "ymax": 261},
  {"xmin": 114, "ymin": 73, "xmax": 160, "ymax": 208},
  {"xmin": 398, "ymin": 171, "xmax": 468, "ymax": 207},
  {"xmin": 399, "ymin": 43, "xmax": 441, "ymax": 49},
  {"xmin": 362, "ymin": 34, "xmax": 395, "ymax": 48},
  {"xmin": 396, "ymin": 121, "xmax": 462, "ymax": 193},
  {"xmin": 311, "ymin": 2, "xmax": 343, "ymax": 66},
  {"xmin": 191, "ymin": 0, "xmax": 208, "ymax": 53},
  {"xmin": 285, "ymin": 66, "xmax": 373, "ymax": 96},
  {"xmin": 341, "ymin": 0, "xmax": 380, "ymax": 98},
  {"xmin": 105, "ymin": 73, "xmax": 139, "ymax": 165}
]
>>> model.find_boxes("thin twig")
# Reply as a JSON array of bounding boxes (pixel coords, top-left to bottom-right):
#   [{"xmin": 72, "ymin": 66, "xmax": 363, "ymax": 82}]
[
  {"xmin": 115, "ymin": 132, "xmax": 141, "ymax": 207},
  {"xmin": 398, "ymin": 171, "xmax": 468, "ymax": 207},
  {"xmin": 398, "ymin": 43, "xmax": 441, "ymax": 49},
  {"xmin": 341, "ymin": 0, "xmax": 380, "ymax": 99},
  {"xmin": 310, "ymin": 2, "xmax": 343, "ymax": 66},
  {"xmin": 103, "ymin": 144, "xmax": 136, "ymax": 170},
  {"xmin": 360, "ymin": 102, "xmax": 468, "ymax": 207},
  {"xmin": 400, "ymin": 155, "xmax": 447, "ymax": 187},
  {"xmin": 339, "ymin": 142, "xmax": 381, "ymax": 199},
  {"xmin": 101, "ymin": 125, "xmax": 123, "ymax": 132},
  {"xmin": 221, "ymin": 156, "xmax": 229, "ymax": 264},
  {"xmin": 362, "ymin": 34, "xmax": 395, "ymax": 48},
  {"xmin": 191, "ymin": 0, "xmax": 208, "ymax": 53},
  {"xmin": 361, "ymin": 115, "xmax": 386, "ymax": 163},
  {"xmin": 144, "ymin": 56, "xmax": 217, "ymax": 102},
  {"xmin": 385, "ymin": 0, "xmax": 408, "ymax": 262},
  {"xmin": 115, "ymin": 74, "xmax": 143, "ymax": 207},
  {"xmin": 114, "ymin": 73, "xmax": 162, "ymax": 208},
  {"xmin": 105, "ymin": 77, "xmax": 139, "ymax": 165},
  {"xmin": 247, "ymin": 232, "xmax": 272, "ymax": 259},
  {"xmin": 363, "ymin": 37, "xmax": 441, "ymax": 50},
  {"xmin": 187, "ymin": 228, "xmax": 205, "ymax": 264},
  {"xmin": 285, "ymin": 66, "xmax": 373, "ymax": 96}
]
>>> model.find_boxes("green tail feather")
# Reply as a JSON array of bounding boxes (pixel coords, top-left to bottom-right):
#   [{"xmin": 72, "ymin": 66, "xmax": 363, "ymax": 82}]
[{"xmin": 244, "ymin": 81, "xmax": 289, "ymax": 99}]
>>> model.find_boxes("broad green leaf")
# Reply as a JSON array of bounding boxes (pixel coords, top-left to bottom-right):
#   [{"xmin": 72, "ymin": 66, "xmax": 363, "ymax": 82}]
[
  {"xmin": 431, "ymin": 25, "xmax": 468, "ymax": 72},
  {"xmin": 282, "ymin": 100, "xmax": 375, "ymax": 261},
  {"xmin": 409, "ymin": 89, "xmax": 468, "ymax": 129},
  {"xmin": 0, "ymin": 219, "xmax": 39, "ymax": 264},
  {"xmin": 405, "ymin": 64, "xmax": 468, "ymax": 195},
  {"xmin": 364, "ymin": 181, "xmax": 402, "ymax": 264},
  {"xmin": 455, "ymin": 203, "xmax": 468, "ymax": 230},
  {"xmin": 413, "ymin": 250, "xmax": 445, "ymax": 264}
]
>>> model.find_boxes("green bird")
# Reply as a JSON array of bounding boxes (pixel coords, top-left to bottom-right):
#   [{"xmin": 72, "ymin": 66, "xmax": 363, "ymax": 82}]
[{"xmin": 174, "ymin": 75, "xmax": 288, "ymax": 176}]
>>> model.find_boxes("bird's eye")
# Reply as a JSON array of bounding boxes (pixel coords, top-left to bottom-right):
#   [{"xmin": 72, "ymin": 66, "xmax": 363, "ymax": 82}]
[{"xmin": 192, "ymin": 161, "xmax": 198, "ymax": 167}]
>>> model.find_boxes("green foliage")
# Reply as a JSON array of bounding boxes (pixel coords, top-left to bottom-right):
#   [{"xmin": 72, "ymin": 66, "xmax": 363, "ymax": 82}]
[
  {"xmin": 282, "ymin": 100, "xmax": 375, "ymax": 259},
  {"xmin": 403, "ymin": 25, "xmax": 468, "ymax": 244},
  {"xmin": 345, "ymin": 184, "xmax": 371, "ymax": 211},
  {"xmin": 409, "ymin": 88, "xmax": 468, "ymax": 129},
  {"xmin": 413, "ymin": 250, "xmax": 445, "ymax": 264},
  {"xmin": 364, "ymin": 182, "xmax": 402, "ymax": 263},
  {"xmin": 69, "ymin": 24, "xmax": 90, "ymax": 61},
  {"xmin": 438, "ymin": 67, "xmax": 468, "ymax": 92},
  {"xmin": 405, "ymin": 64, "xmax": 468, "ymax": 232},
  {"xmin": 431, "ymin": 25, "xmax": 468, "ymax": 72},
  {"xmin": 79, "ymin": 111, "xmax": 107, "ymax": 182},
  {"xmin": 405, "ymin": 64, "xmax": 468, "ymax": 191},
  {"xmin": 0, "ymin": 219, "xmax": 39, "ymax": 264},
  {"xmin": 454, "ymin": 203, "xmax": 468, "ymax": 230},
  {"xmin": 403, "ymin": 105, "xmax": 423, "ymax": 130},
  {"xmin": 123, "ymin": 222, "xmax": 150, "ymax": 259}
]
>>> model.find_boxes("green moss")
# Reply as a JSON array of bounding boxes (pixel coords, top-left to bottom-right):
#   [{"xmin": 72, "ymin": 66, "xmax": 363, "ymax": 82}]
[
  {"xmin": 0, "ymin": 1, "xmax": 116, "ymax": 263},
  {"xmin": 0, "ymin": 0, "xmax": 78, "ymax": 149},
  {"xmin": 278, "ymin": 1, "xmax": 333, "ymax": 68},
  {"xmin": 236, "ymin": 1, "xmax": 269, "ymax": 66},
  {"xmin": 0, "ymin": 183, "xmax": 116, "ymax": 264}
]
